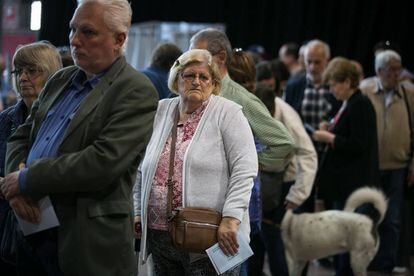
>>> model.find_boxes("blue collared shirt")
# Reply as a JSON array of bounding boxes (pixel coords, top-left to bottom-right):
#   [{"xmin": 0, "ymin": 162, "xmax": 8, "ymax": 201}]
[{"xmin": 19, "ymin": 71, "xmax": 101, "ymax": 192}]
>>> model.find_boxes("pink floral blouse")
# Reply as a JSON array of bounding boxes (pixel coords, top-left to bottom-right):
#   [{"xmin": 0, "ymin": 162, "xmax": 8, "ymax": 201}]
[{"xmin": 147, "ymin": 100, "xmax": 209, "ymax": 231}]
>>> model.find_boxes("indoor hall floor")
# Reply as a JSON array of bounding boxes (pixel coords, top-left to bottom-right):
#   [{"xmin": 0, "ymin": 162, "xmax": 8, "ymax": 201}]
[
  {"xmin": 263, "ymin": 256, "xmax": 414, "ymax": 276},
  {"xmin": 136, "ymin": 252, "xmax": 413, "ymax": 275}
]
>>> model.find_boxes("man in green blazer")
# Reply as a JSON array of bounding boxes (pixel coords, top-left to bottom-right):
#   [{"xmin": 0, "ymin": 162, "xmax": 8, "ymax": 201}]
[{"xmin": 0, "ymin": 0, "xmax": 158, "ymax": 275}]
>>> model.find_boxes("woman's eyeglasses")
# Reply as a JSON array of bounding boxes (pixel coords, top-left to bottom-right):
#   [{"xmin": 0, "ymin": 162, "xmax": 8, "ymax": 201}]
[
  {"xmin": 11, "ymin": 67, "xmax": 44, "ymax": 79},
  {"xmin": 181, "ymin": 72, "xmax": 211, "ymax": 84}
]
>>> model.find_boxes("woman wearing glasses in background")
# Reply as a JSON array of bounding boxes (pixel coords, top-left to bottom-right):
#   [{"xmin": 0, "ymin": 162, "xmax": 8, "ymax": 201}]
[
  {"xmin": 0, "ymin": 41, "xmax": 62, "ymax": 275},
  {"xmin": 134, "ymin": 49, "xmax": 257, "ymax": 275}
]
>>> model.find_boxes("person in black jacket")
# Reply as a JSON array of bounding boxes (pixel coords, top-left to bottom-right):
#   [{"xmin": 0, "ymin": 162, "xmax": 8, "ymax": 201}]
[
  {"xmin": 312, "ymin": 56, "xmax": 379, "ymax": 276},
  {"xmin": 314, "ymin": 57, "xmax": 379, "ymax": 201}
]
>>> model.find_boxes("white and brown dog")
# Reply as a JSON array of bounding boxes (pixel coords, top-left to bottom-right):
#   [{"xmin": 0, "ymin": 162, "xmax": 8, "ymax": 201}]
[{"xmin": 281, "ymin": 187, "xmax": 387, "ymax": 276}]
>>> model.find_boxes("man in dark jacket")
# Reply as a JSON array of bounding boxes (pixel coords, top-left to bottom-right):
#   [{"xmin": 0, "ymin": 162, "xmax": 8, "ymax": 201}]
[
  {"xmin": 141, "ymin": 42, "xmax": 182, "ymax": 99},
  {"xmin": 0, "ymin": 1, "xmax": 158, "ymax": 275}
]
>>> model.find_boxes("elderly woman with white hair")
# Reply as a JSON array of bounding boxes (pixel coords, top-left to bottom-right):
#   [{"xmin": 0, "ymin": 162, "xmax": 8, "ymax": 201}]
[{"xmin": 134, "ymin": 49, "xmax": 257, "ymax": 275}]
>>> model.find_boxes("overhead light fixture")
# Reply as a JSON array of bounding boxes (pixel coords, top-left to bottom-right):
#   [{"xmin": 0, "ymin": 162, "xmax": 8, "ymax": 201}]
[{"xmin": 30, "ymin": 1, "xmax": 42, "ymax": 31}]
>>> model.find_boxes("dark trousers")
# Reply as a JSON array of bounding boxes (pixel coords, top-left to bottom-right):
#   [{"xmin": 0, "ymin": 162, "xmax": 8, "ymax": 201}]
[
  {"xmin": 0, "ymin": 259, "xmax": 16, "ymax": 275},
  {"xmin": 260, "ymin": 222, "xmax": 288, "ymax": 276},
  {"xmin": 247, "ymin": 182, "xmax": 294, "ymax": 276},
  {"xmin": 244, "ymin": 232, "xmax": 266, "ymax": 276},
  {"xmin": 0, "ymin": 200, "xmax": 17, "ymax": 275},
  {"xmin": 369, "ymin": 168, "xmax": 407, "ymax": 272},
  {"xmin": 16, "ymin": 228, "xmax": 61, "ymax": 276},
  {"xmin": 396, "ymin": 182, "xmax": 413, "ymax": 269}
]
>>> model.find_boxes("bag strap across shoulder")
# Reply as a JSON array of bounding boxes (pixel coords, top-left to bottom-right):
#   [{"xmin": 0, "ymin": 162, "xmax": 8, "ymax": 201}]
[{"xmin": 167, "ymin": 106, "xmax": 180, "ymax": 220}]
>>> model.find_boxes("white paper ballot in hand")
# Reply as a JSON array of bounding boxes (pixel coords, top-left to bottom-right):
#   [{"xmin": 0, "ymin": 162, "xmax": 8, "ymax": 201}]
[
  {"xmin": 205, "ymin": 232, "xmax": 253, "ymax": 275},
  {"xmin": 15, "ymin": 196, "xmax": 60, "ymax": 236}
]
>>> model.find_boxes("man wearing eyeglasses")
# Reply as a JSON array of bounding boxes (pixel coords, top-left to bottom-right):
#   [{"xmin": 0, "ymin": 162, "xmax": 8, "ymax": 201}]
[
  {"xmin": 0, "ymin": 0, "xmax": 157, "ymax": 275},
  {"xmin": 360, "ymin": 50, "xmax": 414, "ymax": 274}
]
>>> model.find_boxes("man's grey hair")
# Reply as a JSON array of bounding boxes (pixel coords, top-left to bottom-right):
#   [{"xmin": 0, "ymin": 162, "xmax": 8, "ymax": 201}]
[
  {"xmin": 78, "ymin": 0, "xmax": 132, "ymax": 54},
  {"xmin": 375, "ymin": 50, "xmax": 401, "ymax": 74},
  {"xmin": 190, "ymin": 28, "xmax": 233, "ymax": 68},
  {"xmin": 305, "ymin": 39, "xmax": 331, "ymax": 60}
]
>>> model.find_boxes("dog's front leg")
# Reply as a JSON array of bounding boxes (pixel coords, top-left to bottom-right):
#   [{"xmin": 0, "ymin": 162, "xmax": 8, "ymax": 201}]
[
  {"xmin": 285, "ymin": 251, "xmax": 306, "ymax": 276},
  {"xmin": 291, "ymin": 261, "xmax": 307, "ymax": 276},
  {"xmin": 350, "ymin": 250, "xmax": 369, "ymax": 276}
]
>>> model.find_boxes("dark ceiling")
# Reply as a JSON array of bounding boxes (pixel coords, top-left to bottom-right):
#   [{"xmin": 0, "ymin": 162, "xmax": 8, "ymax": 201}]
[{"xmin": 40, "ymin": 0, "xmax": 414, "ymax": 77}]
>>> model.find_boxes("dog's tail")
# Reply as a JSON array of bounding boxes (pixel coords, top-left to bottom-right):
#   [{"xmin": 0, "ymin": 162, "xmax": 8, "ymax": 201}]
[{"xmin": 344, "ymin": 187, "xmax": 387, "ymax": 226}]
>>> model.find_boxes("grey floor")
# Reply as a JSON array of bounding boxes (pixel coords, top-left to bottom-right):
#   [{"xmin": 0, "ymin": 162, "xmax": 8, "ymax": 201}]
[
  {"xmin": 263, "ymin": 257, "xmax": 414, "ymax": 276},
  {"xmin": 137, "ymin": 252, "xmax": 413, "ymax": 275}
]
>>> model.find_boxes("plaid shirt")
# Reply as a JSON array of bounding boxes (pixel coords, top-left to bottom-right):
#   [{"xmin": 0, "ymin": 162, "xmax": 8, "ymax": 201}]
[{"xmin": 301, "ymin": 79, "xmax": 332, "ymax": 152}]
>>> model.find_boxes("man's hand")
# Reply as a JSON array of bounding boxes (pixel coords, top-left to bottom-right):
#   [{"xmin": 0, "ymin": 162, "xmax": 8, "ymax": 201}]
[
  {"xmin": 9, "ymin": 196, "xmax": 40, "ymax": 223},
  {"xmin": 217, "ymin": 217, "xmax": 240, "ymax": 256},
  {"xmin": 0, "ymin": 171, "xmax": 20, "ymax": 200},
  {"xmin": 134, "ymin": 215, "xmax": 142, "ymax": 238}
]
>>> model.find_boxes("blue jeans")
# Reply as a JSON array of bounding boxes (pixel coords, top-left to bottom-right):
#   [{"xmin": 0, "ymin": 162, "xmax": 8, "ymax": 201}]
[
  {"xmin": 239, "ymin": 261, "xmax": 248, "ymax": 276},
  {"xmin": 369, "ymin": 168, "xmax": 407, "ymax": 272}
]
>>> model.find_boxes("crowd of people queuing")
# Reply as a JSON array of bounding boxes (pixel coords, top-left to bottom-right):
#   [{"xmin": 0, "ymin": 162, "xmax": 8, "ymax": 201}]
[{"xmin": 0, "ymin": 0, "xmax": 413, "ymax": 275}]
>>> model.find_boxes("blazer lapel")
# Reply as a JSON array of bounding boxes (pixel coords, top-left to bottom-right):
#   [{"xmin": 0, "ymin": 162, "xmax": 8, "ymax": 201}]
[
  {"xmin": 60, "ymin": 57, "xmax": 127, "ymax": 143},
  {"xmin": 61, "ymin": 79, "xmax": 108, "ymax": 141},
  {"xmin": 32, "ymin": 75, "xmax": 74, "ymax": 137}
]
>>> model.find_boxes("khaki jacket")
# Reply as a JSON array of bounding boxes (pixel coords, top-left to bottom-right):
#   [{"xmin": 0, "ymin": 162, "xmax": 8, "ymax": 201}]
[{"xmin": 360, "ymin": 77, "xmax": 414, "ymax": 170}]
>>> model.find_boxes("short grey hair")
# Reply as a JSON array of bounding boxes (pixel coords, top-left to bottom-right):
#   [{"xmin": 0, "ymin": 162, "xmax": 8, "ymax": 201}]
[
  {"xmin": 168, "ymin": 49, "xmax": 221, "ymax": 95},
  {"xmin": 190, "ymin": 28, "xmax": 233, "ymax": 68},
  {"xmin": 375, "ymin": 50, "xmax": 401, "ymax": 74},
  {"xmin": 305, "ymin": 39, "xmax": 331, "ymax": 60},
  {"xmin": 78, "ymin": 0, "xmax": 132, "ymax": 53}
]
